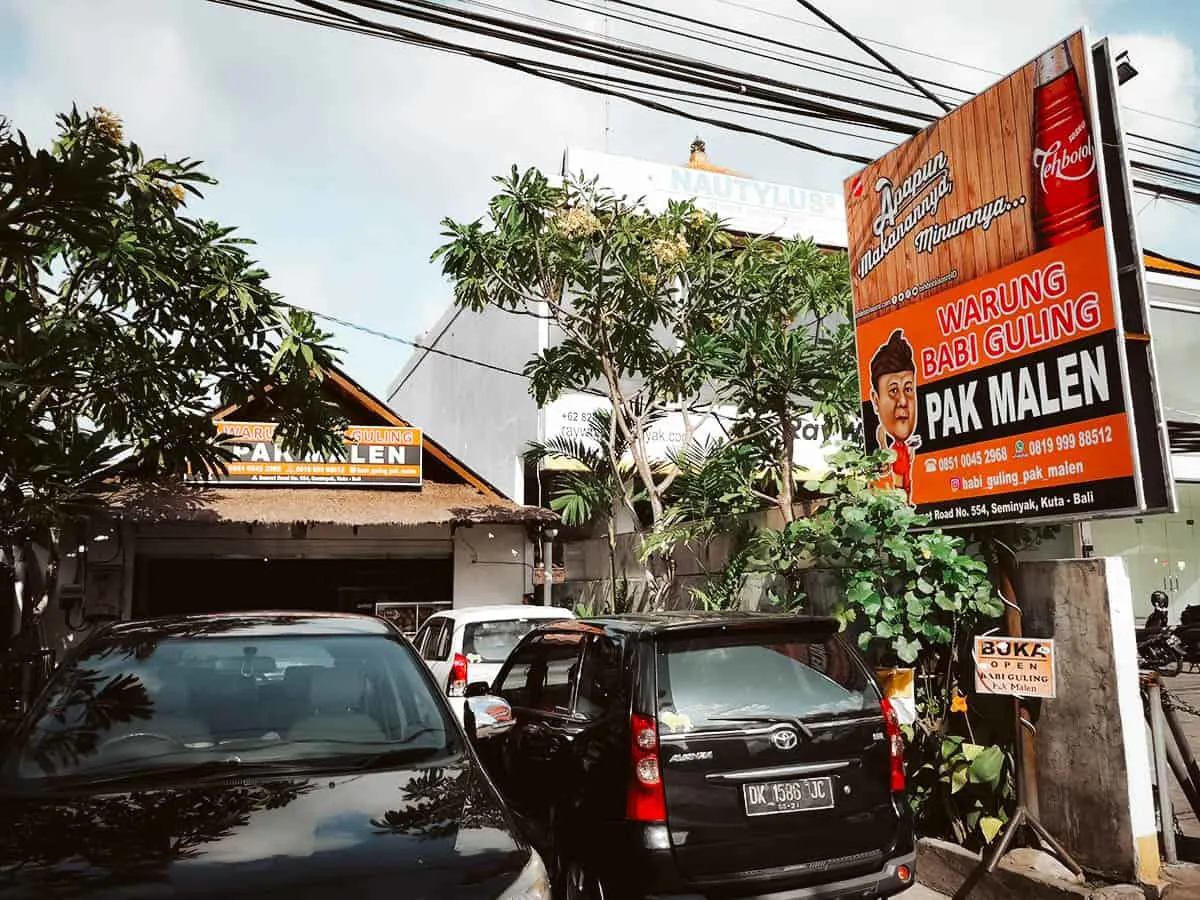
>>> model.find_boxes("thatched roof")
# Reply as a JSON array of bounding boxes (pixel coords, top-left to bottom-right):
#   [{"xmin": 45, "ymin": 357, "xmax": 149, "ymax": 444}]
[{"xmin": 102, "ymin": 480, "xmax": 556, "ymax": 528}]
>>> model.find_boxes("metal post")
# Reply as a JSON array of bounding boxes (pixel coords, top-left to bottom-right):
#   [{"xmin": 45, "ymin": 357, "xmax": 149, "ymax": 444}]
[
  {"xmin": 541, "ymin": 527, "xmax": 558, "ymax": 608},
  {"xmin": 994, "ymin": 530, "xmax": 1040, "ymax": 819},
  {"xmin": 1162, "ymin": 697, "xmax": 1200, "ymax": 799},
  {"xmin": 1149, "ymin": 678, "xmax": 1179, "ymax": 864}
]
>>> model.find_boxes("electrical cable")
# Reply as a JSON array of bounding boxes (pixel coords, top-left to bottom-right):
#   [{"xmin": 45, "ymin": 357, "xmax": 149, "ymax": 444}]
[
  {"xmin": 272, "ymin": 0, "xmax": 897, "ymax": 158},
  {"xmin": 325, "ymin": 0, "xmax": 936, "ymax": 126},
  {"xmin": 232, "ymin": 0, "xmax": 937, "ymax": 139},
  {"xmin": 519, "ymin": 0, "xmax": 965, "ymax": 107},
  {"xmin": 208, "ymin": 0, "xmax": 1200, "ymax": 208},
  {"xmin": 790, "ymin": 0, "xmax": 950, "ymax": 114}
]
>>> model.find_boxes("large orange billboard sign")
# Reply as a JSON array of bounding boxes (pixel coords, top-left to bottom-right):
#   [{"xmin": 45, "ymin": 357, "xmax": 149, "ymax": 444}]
[{"xmin": 844, "ymin": 30, "xmax": 1159, "ymax": 527}]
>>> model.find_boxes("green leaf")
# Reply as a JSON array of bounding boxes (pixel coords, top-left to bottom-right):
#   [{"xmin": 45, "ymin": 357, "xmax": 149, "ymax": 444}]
[
  {"xmin": 916, "ymin": 577, "xmax": 934, "ymax": 594},
  {"xmin": 894, "ymin": 635, "xmax": 921, "ymax": 663},
  {"xmin": 950, "ymin": 764, "xmax": 969, "ymax": 794},
  {"xmin": 940, "ymin": 736, "xmax": 964, "ymax": 760},
  {"xmin": 980, "ymin": 816, "xmax": 1005, "ymax": 843},
  {"xmin": 906, "ymin": 592, "xmax": 930, "ymax": 617},
  {"xmin": 961, "ymin": 742, "xmax": 984, "ymax": 762},
  {"xmin": 968, "ymin": 746, "xmax": 1006, "ymax": 787}
]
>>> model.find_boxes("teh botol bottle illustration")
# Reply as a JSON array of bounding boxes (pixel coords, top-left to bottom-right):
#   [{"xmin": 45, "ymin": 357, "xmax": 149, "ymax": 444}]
[{"xmin": 1032, "ymin": 40, "xmax": 1104, "ymax": 249}]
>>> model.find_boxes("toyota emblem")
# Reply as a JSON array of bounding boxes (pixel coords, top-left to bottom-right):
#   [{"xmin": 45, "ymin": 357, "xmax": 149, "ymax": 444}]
[{"xmin": 771, "ymin": 729, "xmax": 799, "ymax": 750}]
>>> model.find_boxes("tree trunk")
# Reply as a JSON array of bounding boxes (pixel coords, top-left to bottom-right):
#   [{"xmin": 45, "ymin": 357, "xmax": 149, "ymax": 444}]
[
  {"xmin": 606, "ymin": 505, "xmax": 620, "ymax": 615},
  {"xmin": 778, "ymin": 411, "xmax": 797, "ymax": 524}
]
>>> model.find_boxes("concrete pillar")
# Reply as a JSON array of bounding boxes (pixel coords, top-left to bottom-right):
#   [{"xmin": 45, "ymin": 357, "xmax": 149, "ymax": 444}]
[{"xmin": 1016, "ymin": 557, "xmax": 1159, "ymax": 885}]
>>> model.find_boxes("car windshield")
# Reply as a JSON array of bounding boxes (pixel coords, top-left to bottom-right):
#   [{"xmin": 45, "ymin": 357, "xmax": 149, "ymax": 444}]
[
  {"xmin": 1, "ymin": 630, "xmax": 459, "ymax": 787},
  {"xmin": 463, "ymin": 618, "xmax": 564, "ymax": 663},
  {"xmin": 656, "ymin": 629, "xmax": 879, "ymax": 733}
]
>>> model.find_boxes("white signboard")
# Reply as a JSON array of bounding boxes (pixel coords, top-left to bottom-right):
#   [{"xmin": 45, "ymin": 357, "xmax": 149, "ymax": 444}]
[
  {"xmin": 563, "ymin": 147, "xmax": 847, "ymax": 247},
  {"xmin": 542, "ymin": 392, "xmax": 845, "ymax": 475}
]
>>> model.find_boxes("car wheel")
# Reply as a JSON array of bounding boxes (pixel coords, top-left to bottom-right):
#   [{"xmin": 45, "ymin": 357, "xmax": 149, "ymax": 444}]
[{"xmin": 561, "ymin": 858, "xmax": 605, "ymax": 900}]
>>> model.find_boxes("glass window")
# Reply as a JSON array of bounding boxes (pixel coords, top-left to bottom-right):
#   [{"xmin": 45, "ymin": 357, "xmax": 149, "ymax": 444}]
[
  {"xmin": 1, "ymin": 630, "xmax": 459, "ymax": 790},
  {"xmin": 1149, "ymin": 305, "xmax": 1200, "ymax": 423},
  {"xmin": 425, "ymin": 620, "xmax": 452, "ymax": 662},
  {"xmin": 411, "ymin": 624, "xmax": 431, "ymax": 657},
  {"xmin": 495, "ymin": 633, "xmax": 582, "ymax": 713},
  {"xmin": 375, "ymin": 602, "xmax": 450, "ymax": 637},
  {"xmin": 573, "ymin": 636, "xmax": 622, "ymax": 720},
  {"xmin": 657, "ymin": 630, "xmax": 878, "ymax": 733},
  {"xmin": 463, "ymin": 618, "xmax": 566, "ymax": 664}
]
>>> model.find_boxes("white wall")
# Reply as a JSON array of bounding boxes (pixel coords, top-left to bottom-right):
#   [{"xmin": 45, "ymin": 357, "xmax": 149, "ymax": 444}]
[
  {"xmin": 387, "ymin": 303, "xmax": 540, "ymax": 501},
  {"xmin": 453, "ymin": 525, "xmax": 533, "ymax": 608}
]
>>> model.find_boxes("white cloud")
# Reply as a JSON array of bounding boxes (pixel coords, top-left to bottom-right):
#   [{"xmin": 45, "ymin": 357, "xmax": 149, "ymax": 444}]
[{"xmin": 3, "ymin": 0, "xmax": 1200, "ymax": 389}]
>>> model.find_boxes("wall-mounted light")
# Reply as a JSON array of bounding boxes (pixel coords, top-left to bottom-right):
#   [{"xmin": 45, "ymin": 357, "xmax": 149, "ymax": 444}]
[{"xmin": 1116, "ymin": 51, "xmax": 1138, "ymax": 85}]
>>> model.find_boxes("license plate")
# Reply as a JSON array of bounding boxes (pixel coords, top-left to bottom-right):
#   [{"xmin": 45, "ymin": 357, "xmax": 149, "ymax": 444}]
[{"xmin": 743, "ymin": 777, "xmax": 835, "ymax": 816}]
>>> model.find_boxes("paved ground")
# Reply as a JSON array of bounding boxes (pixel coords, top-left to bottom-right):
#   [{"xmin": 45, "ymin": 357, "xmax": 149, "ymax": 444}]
[{"xmin": 1158, "ymin": 671, "xmax": 1200, "ymax": 842}]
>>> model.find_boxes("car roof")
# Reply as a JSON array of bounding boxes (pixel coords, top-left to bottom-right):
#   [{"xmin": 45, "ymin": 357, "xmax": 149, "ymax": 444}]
[
  {"xmin": 425, "ymin": 605, "xmax": 576, "ymax": 625},
  {"xmin": 101, "ymin": 611, "xmax": 395, "ymax": 641},
  {"xmin": 574, "ymin": 610, "xmax": 840, "ymax": 635}
]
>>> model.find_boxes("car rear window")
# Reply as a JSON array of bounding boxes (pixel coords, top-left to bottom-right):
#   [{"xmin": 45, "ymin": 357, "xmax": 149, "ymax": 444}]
[
  {"xmin": 656, "ymin": 630, "xmax": 879, "ymax": 733},
  {"xmin": 463, "ymin": 618, "xmax": 564, "ymax": 663}
]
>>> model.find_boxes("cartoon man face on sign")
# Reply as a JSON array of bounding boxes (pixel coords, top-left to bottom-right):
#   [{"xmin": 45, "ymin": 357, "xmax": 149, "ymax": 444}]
[{"xmin": 869, "ymin": 328, "xmax": 922, "ymax": 500}]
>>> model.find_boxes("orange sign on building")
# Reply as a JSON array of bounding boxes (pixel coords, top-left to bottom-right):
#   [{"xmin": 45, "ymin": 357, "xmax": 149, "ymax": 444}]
[{"xmin": 843, "ymin": 30, "xmax": 1158, "ymax": 527}]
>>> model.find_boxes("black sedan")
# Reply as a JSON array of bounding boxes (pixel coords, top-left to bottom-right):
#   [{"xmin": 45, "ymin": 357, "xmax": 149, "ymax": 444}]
[{"xmin": 0, "ymin": 612, "xmax": 537, "ymax": 899}]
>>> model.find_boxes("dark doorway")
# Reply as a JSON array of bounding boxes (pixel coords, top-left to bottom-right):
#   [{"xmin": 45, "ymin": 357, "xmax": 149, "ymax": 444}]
[{"xmin": 137, "ymin": 557, "xmax": 453, "ymax": 621}]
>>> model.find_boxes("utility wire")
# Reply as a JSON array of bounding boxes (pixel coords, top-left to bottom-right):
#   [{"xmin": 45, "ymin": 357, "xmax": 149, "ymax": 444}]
[
  {"xmin": 210, "ymin": 0, "xmax": 1200, "ymax": 206},
  {"xmin": 790, "ymin": 0, "xmax": 951, "ymax": 114},
  {"xmin": 326, "ymin": 0, "xmax": 935, "ymax": 126}
]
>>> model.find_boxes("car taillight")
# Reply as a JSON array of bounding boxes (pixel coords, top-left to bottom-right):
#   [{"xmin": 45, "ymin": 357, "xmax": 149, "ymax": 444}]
[
  {"xmin": 626, "ymin": 713, "xmax": 666, "ymax": 822},
  {"xmin": 448, "ymin": 653, "xmax": 469, "ymax": 697},
  {"xmin": 881, "ymin": 697, "xmax": 905, "ymax": 792}
]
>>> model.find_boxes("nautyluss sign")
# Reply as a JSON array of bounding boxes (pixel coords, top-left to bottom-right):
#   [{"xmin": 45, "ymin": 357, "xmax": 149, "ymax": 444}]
[
  {"xmin": 187, "ymin": 421, "xmax": 423, "ymax": 486},
  {"xmin": 844, "ymin": 30, "xmax": 1172, "ymax": 527}
]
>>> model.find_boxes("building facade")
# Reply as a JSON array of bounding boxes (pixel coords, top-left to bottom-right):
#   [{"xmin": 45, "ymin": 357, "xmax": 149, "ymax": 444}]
[
  {"xmin": 31, "ymin": 367, "xmax": 553, "ymax": 661},
  {"xmin": 1090, "ymin": 252, "xmax": 1200, "ymax": 622}
]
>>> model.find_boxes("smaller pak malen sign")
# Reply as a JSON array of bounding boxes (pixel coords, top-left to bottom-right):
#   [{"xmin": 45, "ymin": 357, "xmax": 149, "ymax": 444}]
[
  {"xmin": 190, "ymin": 421, "xmax": 422, "ymax": 486},
  {"xmin": 973, "ymin": 636, "xmax": 1057, "ymax": 699},
  {"xmin": 843, "ymin": 29, "xmax": 1169, "ymax": 528}
]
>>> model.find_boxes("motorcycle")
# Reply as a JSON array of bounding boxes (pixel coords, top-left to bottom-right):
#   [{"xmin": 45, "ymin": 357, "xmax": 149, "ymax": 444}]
[
  {"xmin": 1138, "ymin": 627, "xmax": 1185, "ymax": 677},
  {"xmin": 1173, "ymin": 604, "xmax": 1200, "ymax": 673}
]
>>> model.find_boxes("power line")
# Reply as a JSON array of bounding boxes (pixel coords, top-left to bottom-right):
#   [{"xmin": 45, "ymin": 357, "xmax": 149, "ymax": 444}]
[
  {"xmin": 705, "ymin": 0, "xmax": 1200, "ymax": 134},
  {"xmin": 220, "ymin": 0, "xmax": 907, "ymax": 157},
  {"xmin": 212, "ymin": 0, "xmax": 1200, "ymax": 207},
  {"xmin": 281, "ymin": 300, "xmax": 534, "ymax": 380},
  {"xmin": 790, "ymin": 0, "xmax": 951, "ymax": 114}
]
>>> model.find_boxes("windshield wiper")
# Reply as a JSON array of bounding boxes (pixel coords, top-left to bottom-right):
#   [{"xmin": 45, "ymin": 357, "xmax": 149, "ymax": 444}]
[
  {"xmin": 36, "ymin": 757, "xmax": 300, "ymax": 791},
  {"xmin": 708, "ymin": 714, "xmax": 815, "ymax": 740}
]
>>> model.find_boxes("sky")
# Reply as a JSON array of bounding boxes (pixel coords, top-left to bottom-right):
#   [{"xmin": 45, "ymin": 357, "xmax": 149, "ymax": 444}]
[{"xmin": 2, "ymin": 0, "xmax": 1200, "ymax": 398}]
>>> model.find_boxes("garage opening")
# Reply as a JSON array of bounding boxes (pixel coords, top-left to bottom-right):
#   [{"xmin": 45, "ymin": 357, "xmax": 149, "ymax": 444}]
[{"xmin": 137, "ymin": 557, "xmax": 454, "ymax": 629}]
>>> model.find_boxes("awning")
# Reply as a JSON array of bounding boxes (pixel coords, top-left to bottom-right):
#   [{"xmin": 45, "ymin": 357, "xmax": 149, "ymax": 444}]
[{"xmin": 101, "ymin": 480, "xmax": 557, "ymax": 528}]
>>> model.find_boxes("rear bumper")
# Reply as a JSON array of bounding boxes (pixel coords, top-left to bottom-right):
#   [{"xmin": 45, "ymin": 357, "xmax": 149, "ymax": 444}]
[
  {"xmin": 644, "ymin": 853, "xmax": 916, "ymax": 900},
  {"xmin": 586, "ymin": 821, "xmax": 916, "ymax": 900}
]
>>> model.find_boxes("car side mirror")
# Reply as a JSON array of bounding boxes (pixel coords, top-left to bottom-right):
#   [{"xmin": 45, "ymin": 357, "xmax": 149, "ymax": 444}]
[
  {"xmin": 464, "ymin": 695, "xmax": 515, "ymax": 741},
  {"xmin": 464, "ymin": 680, "xmax": 491, "ymax": 698}
]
